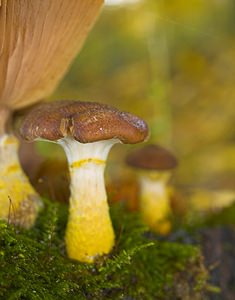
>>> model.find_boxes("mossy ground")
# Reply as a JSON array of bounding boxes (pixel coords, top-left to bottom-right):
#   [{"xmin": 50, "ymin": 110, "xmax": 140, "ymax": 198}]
[{"xmin": 0, "ymin": 200, "xmax": 208, "ymax": 300}]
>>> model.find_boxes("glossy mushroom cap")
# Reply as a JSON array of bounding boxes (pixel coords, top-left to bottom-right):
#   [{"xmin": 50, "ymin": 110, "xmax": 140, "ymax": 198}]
[
  {"xmin": 126, "ymin": 144, "xmax": 178, "ymax": 170},
  {"xmin": 19, "ymin": 100, "xmax": 149, "ymax": 144}
]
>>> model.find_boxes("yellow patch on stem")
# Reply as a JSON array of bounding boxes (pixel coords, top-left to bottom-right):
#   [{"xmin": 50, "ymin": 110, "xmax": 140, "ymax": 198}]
[
  {"xmin": 66, "ymin": 199, "xmax": 114, "ymax": 263},
  {"xmin": 70, "ymin": 158, "xmax": 105, "ymax": 169},
  {"xmin": 5, "ymin": 164, "xmax": 21, "ymax": 173},
  {"xmin": 2, "ymin": 136, "xmax": 17, "ymax": 145}
]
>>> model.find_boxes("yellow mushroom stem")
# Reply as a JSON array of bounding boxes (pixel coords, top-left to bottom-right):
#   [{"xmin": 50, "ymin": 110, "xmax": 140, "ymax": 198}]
[
  {"xmin": 58, "ymin": 137, "xmax": 119, "ymax": 263},
  {"xmin": 138, "ymin": 171, "xmax": 172, "ymax": 235},
  {"xmin": 0, "ymin": 134, "xmax": 42, "ymax": 228}
]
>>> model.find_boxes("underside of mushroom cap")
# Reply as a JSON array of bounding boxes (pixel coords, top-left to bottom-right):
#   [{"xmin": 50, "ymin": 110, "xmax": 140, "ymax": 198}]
[
  {"xmin": 19, "ymin": 100, "xmax": 149, "ymax": 144},
  {"xmin": 126, "ymin": 144, "xmax": 178, "ymax": 170},
  {"xmin": 0, "ymin": 1, "xmax": 103, "ymax": 110}
]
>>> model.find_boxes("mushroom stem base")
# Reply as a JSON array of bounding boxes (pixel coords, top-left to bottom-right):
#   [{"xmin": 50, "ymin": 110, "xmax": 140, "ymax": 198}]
[
  {"xmin": 65, "ymin": 163, "xmax": 114, "ymax": 263},
  {"xmin": 140, "ymin": 175, "xmax": 172, "ymax": 235},
  {"xmin": 66, "ymin": 196, "xmax": 114, "ymax": 263},
  {"xmin": 0, "ymin": 134, "xmax": 42, "ymax": 228}
]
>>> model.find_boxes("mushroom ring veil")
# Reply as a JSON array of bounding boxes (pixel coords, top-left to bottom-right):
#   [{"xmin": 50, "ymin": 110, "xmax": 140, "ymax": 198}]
[{"xmin": 0, "ymin": 0, "xmax": 103, "ymax": 228}]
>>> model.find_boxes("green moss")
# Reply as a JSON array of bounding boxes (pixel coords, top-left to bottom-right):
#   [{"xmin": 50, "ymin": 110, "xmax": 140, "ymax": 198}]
[
  {"xmin": 206, "ymin": 203, "xmax": 235, "ymax": 226},
  {"xmin": 0, "ymin": 200, "xmax": 208, "ymax": 299}
]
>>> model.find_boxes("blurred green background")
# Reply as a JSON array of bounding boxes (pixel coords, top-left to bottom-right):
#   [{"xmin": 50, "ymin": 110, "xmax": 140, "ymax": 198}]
[{"xmin": 42, "ymin": 0, "xmax": 235, "ymax": 190}]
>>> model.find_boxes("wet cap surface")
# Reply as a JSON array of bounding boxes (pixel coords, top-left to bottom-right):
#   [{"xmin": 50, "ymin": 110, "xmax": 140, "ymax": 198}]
[
  {"xmin": 126, "ymin": 144, "xmax": 178, "ymax": 170},
  {"xmin": 19, "ymin": 100, "xmax": 149, "ymax": 144}
]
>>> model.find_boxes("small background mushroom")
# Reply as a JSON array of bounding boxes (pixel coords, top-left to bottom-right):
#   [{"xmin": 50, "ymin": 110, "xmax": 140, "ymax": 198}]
[{"xmin": 126, "ymin": 144, "xmax": 178, "ymax": 235}]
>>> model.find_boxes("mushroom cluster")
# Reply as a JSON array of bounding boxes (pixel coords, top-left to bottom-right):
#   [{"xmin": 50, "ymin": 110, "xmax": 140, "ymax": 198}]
[
  {"xmin": 20, "ymin": 100, "xmax": 149, "ymax": 262},
  {"xmin": 126, "ymin": 144, "xmax": 178, "ymax": 235},
  {"xmin": 0, "ymin": 1, "xmax": 103, "ymax": 228}
]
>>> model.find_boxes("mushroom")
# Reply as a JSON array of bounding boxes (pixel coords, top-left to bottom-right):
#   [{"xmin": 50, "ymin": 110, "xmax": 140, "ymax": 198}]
[
  {"xmin": 0, "ymin": 1, "xmax": 103, "ymax": 227},
  {"xmin": 0, "ymin": 106, "xmax": 43, "ymax": 228},
  {"xmin": 126, "ymin": 144, "xmax": 178, "ymax": 235},
  {"xmin": 19, "ymin": 100, "xmax": 149, "ymax": 262}
]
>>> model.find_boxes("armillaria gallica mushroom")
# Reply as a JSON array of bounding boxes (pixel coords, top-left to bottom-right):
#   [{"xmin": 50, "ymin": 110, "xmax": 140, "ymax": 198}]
[
  {"xmin": 126, "ymin": 144, "xmax": 178, "ymax": 235},
  {"xmin": 0, "ymin": 1, "xmax": 103, "ymax": 228},
  {"xmin": 19, "ymin": 100, "xmax": 149, "ymax": 263}
]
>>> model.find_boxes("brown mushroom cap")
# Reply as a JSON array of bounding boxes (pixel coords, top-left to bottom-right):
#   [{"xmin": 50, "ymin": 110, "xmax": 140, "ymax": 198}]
[
  {"xmin": 126, "ymin": 144, "xmax": 178, "ymax": 170},
  {"xmin": 19, "ymin": 100, "xmax": 149, "ymax": 144}
]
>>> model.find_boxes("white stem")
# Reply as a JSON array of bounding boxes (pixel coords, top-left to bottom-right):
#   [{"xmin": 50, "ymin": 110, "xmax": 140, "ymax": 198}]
[
  {"xmin": 0, "ymin": 134, "xmax": 42, "ymax": 228},
  {"xmin": 139, "ymin": 172, "xmax": 172, "ymax": 234},
  {"xmin": 58, "ymin": 137, "xmax": 119, "ymax": 262}
]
